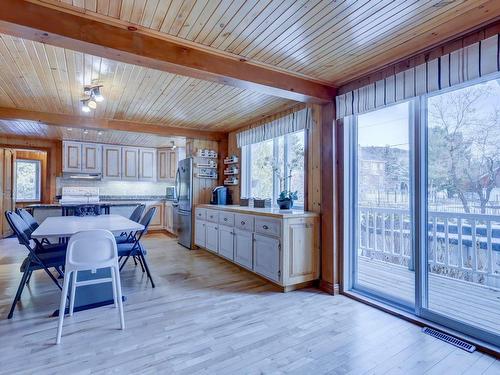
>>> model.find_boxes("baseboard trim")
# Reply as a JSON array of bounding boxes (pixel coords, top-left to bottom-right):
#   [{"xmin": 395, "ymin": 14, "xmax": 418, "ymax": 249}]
[{"xmin": 319, "ymin": 280, "xmax": 336, "ymax": 295}]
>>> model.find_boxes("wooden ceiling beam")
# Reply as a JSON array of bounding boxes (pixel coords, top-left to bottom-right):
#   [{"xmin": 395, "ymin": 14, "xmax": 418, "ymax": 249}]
[
  {"xmin": 0, "ymin": 107, "xmax": 225, "ymax": 141},
  {"xmin": 0, "ymin": 0, "xmax": 336, "ymax": 104}
]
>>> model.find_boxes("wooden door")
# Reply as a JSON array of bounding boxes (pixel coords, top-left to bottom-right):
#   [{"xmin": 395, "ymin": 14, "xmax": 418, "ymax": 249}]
[
  {"xmin": 2, "ymin": 149, "xmax": 14, "ymax": 237},
  {"xmin": 253, "ymin": 234, "xmax": 281, "ymax": 282},
  {"xmin": 139, "ymin": 148, "xmax": 156, "ymax": 181},
  {"xmin": 102, "ymin": 145, "xmax": 121, "ymax": 180},
  {"xmin": 121, "ymin": 147, "xmax": 139, "ymax": 180},
  {"xmin": 81, "ymin": 143, "xmax": 102, "ymax": 174},
  {"xmin": 234, "ymin": 229, "xmax": 253, "ymax": 270},
  {"xmin": 205, "ymin": 222, "xmax": 218, "ymax": 253},
  {"xmin": 63, "ymin": 141, "xmax": 81, "ymax": 172},
  {"xmin": 218, "ymin": 225, "xmax": 234, "ymax": 260},
  {"xmin": 194, "ymin": 220, "xmax": 206, "ymax": 248}
]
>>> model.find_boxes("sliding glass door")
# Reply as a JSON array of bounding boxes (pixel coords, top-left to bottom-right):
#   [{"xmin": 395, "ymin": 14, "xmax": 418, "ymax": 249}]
[
  {"xmin": 350, "ymin": 101, "xmax": 415, "ymax": 309},
  {"xmin": 422, "ymin": 78, "xmax": 500, "ymax": 342}
]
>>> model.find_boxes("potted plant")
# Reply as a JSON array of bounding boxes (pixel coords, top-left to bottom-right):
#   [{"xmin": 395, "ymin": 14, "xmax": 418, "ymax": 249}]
[
  {"xmin": 277, "ymin": 190, "xmax": 298, "ymax": 209},
  {"xmin": 264, "ymin": 151, "xmax": 302, "ymax": 210}
]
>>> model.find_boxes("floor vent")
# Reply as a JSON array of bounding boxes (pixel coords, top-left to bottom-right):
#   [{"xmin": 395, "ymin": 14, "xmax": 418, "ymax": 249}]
[{"xmin": 422, "ymin": 327, "xmax": 476, "ymax": 353}]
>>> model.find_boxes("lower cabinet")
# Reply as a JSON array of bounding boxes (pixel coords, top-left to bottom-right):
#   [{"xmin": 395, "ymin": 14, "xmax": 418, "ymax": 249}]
[
  {"xmin": 195, "ymin": 219, "xmax": 206, "ymax": 248},
  {"xmin": 253, "ymin": 234, "xmax": 280, "ymax": 282},
  {"xmin": 165, "ymin": 201, "xmax": 174, "ymax": 234},
  {"xmin": 234, "ymin": 229, "xmax": 253, "ymax": 270},
  {"xmin": 218, "ymin": 225, "xmax": 234, "ymax": 260},
  {"xmin": 205, "ymin": 222, "xmax": 219, "ymax": 253}
]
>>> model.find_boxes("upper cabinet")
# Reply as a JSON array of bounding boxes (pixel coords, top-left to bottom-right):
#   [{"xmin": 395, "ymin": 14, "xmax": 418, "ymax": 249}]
[
  {"xmin": 121, "ymin": 147, "xmax": 139, "ymax": 180},
  {"xmin": 63, "ymin": 141, "xmax": 82, "ymax": 172},
  {"xmin": 139, "ymin": 148, "xmax": 156, "ymax": 181},
  {"xmin": 102, "ymin": 145, "xmax": 121, "ymax": 180},
  {"xmin": 62, "ymin": 141, "xmax": 175, "ymax": 182},
  {"xmin": 157, "ymin": 148, "xmax": 177, "ymax": 181},
  {"xmin": 81, "ymin": 143, "xmax": 102, "ymax": 174}
]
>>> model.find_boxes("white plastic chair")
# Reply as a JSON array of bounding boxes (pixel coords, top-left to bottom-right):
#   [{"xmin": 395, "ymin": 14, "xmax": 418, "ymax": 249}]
[{"xmin": 56, "ymin": 229, "xmax": 124, "ymax": 344}]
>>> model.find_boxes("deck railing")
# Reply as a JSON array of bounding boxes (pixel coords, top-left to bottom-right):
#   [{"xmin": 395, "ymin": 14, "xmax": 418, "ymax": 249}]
[{"xmin": 358, "ymin": 207, "xmax": 500, "ymax": 288}]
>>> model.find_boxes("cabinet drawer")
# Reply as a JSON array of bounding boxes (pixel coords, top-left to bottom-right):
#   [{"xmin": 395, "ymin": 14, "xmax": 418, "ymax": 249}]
[
  {"xmin": 219, "ymin": 212, "xmax": 234, "ymax": 226},
  {"xmin": 195, "ymin": 208, "xmax": 206, "ymax": 220},
  {"xmin": 235, "ymin": 214, "xmax": 254, "ymax": 231},
  {"xmin": 255, "ymin": 217, "xmax": 281, "ymax": 237},
  {"xmin": 206, "ymin": 209, "xmax": 219, "ymax": 223}
]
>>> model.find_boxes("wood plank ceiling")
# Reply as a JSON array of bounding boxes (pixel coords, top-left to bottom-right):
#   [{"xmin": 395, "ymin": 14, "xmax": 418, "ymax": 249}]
[
  {"xmin": 0, "ymin": 32, "xmax": 294, "ymax": 132},
  {"xmin": 0, "ymin": 119, "xmax": 186, "ymax": 147},
  {"xmin": 44, "ymin": 0, "xmax": 500, "ymax": 85}
]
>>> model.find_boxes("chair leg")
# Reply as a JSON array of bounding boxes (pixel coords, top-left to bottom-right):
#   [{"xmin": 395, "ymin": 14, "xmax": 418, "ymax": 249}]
[
  {"xmin": 112, "ymin": 266, "xmax": 125, "ymax": 330},
  {"xmin": 138, "ymin": 252, "xmax": 155, "ymax": 288},
  {"xmin": 133, "ymin": 256, "xmax": 138, "ymax": 266},
  {"xmin": 25, "ymin": 271, "xmax": 33, "ymax": 285},
  {"xmin": 69, "ymin": 271, "xmax": 77, "ymax": 316},
  {"xmin": 119, "ymin": 255, "xmax": 131, "ymax": 271},
  {"xmin": 136, "ymin": 256, "xmax": 145, "ymax": 272},
  {"xmin": 110, "ymin": 267, "xmax": 118, "ymax": 308},
  {"xmin": 41, "ymin": 265, "xmax": 62, "ymax": 290},
  {"xmin": 7, "ymin": 269, "xmax": 30, "ymax": 319},
  {"xmin": 56, "ymin": 274, "xmax": 71, "ymax": 344}
]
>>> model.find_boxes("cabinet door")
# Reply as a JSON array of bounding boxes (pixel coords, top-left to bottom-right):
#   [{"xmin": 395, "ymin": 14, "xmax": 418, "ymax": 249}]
[
  {"xmin": 164, "ymin": 202, "xmax": 174, "ymax": 233},
  {"xmin": 122, "ymin": 147, "xmax": 139, "ymax": 180},
  {"xmin": 102, "ymin": 146, "xmax": 121, "ymax": 180},
  {"xmin": 63, "ymin": 141, "xmax": 81, "ymax": 172},
  {"xmin": 81, "ymin": 143, "xmax": 102, "ymax": 174},
  {"xmin": 139, "ymin": 148, "xmax": 156, "ymax": 181},
  {"xmin": 254, "ymin": 234, "xmax": 281, "ymax": 282},
  {"xmin": 168, "ymin": 150, "xmax": 177, "ymax": 179},
  {"xmin": 148, "ymin": 203, "xmax": 163, "ymax": 230},
  {"xmin": 234, "ymin": 229, "xmax": 253, "ymax": 269},
  {"xmin": 218, "ymin": 225, "xmax": 234, "ymax": 260},
  {"xmin": 205, "ymin": 222, "xmax": 218, "ymax": 253},
  {"xmin": 194, "ymin": 220, "xmax": 206, "ymax": 248},
  {"xmin": 157, "ymin": 149, "xmax": 169, "ymax": 181}
]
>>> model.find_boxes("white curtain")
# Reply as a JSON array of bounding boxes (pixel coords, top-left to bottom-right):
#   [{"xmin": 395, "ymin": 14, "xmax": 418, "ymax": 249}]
[
  {"xmin": 236, "ymin": 107, "xmax": 311, "ymax": 147},
  {"xmin": 336, "ymin": 34, "xmax": 500, "ymax": 119}
]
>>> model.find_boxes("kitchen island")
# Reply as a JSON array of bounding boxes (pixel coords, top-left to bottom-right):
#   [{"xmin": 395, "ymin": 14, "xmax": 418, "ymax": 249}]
[{"xmin": 194, "ymin": 204, "xmax": 320, "ymax": 292}]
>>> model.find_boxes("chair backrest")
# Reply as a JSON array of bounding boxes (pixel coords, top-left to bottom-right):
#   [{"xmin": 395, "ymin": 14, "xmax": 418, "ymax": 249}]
[
  {"xmin": 66, "ymin": 230, "xmax": 117, "ymax": 270},
  {"xmin": 5, "ymin": 211, "xmax": 32, "ymax": 246},
  {"xmin": 74, "ymin": 204, "xmax": 101, "ymax": 217},
  {"xmin": 129, "ymin": 204, "xmax": 145, "ymax": 223},
  {"xmin": 16, "ymin": 208, "xmax": 39, "ymax": 231},
  {"xmin": 139, "ymin": 206, "xmax": 157, "ymax": 237}
]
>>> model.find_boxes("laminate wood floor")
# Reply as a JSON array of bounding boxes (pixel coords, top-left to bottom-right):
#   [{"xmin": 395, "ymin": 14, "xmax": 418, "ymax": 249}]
[{"xmin": 0, "ymin": 233, "xmax": 498, "ymax": 374}]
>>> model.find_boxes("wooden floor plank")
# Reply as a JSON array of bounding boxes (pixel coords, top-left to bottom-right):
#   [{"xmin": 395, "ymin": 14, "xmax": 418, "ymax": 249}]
[{"xmin": 0, "ymin": 233, "xmax": 497, "ymax": 374}]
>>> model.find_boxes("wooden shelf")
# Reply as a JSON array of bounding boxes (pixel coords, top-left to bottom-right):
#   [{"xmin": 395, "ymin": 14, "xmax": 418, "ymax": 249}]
[
  {"xmin": 197, "ymin": 174, "xmax": 218, "ymax": 179},
  {"xmin": 196, "ymin": 164, "xmax": 217, "ymax": 169}
]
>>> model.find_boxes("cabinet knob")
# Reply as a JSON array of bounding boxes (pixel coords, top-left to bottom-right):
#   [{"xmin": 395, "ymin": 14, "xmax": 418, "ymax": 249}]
[
  {"xmin": 224, "ymin": 218, "xmax": 228, "ymax": 221},
  {"xmin": 241, "ymin": 221, "xmax": 245, "ymax": 225},
  {"xmin": 262, "ymin": 225, "xmax": 269, "ymax": 230}
]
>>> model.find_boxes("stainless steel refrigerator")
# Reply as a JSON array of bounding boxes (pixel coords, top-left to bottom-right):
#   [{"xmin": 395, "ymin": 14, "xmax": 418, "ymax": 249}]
[{"xmin": 173, "ymin": 157, "xmax": 193, "ymax": 249}]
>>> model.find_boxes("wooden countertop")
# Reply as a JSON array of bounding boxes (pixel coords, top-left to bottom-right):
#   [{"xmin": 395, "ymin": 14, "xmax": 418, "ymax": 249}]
[{"xmin": 196, "ymin": 204, "xmax": 319, "ymax": 219}]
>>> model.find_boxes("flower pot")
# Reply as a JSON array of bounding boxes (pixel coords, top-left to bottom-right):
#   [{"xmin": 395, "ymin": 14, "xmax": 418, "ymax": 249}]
[{"xmin": 277, "ymin": 198, "xmax": 293, "ymax": 210}]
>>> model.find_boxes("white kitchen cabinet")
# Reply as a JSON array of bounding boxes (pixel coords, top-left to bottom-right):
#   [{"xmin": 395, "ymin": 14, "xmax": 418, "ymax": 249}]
[
  {"xmin": 234, "ymin": 228, "xmax": 253, "ymax": 270},
  {"xmin": 218, "ymin": 225, "xmax": 234, "ymax": 260},
  {"xmin": 102, "ymin": 145, "xmax": 121, "ymax": 180},
  {"xmin": 194, "ymin": 206, "xmax": 319, "ymax": 292},
  {"xmin": 205, "ymin": 222, "xmax": 219, "ymax": 253},
  {"xmin": 63, "ymin": 141, "xmax": 82, "ymax": 172},
  {"xmin": 139, "ymin": 148, "xmax": 156, "ymax": 181},
  {"xmin": 81, "ymin": 143, "xmax": 102, "ymax": 174},
  {"xmin": 253, "ymin": 234, "xmax": 281, "ymax": 282},
  {"xmin": 157, "ymin": 149, "xmax": 177, "ymax": 181},
  {"xmin": 194, "ymin": 219, "xmax": 206, "ymax": 248},
  {"xmin": 122, "ymin": 147, "xmax": 139, "ymax": 180},
  {"xmin": 165, "ymin": 201, "xmax": 174, "ymax": 234}
]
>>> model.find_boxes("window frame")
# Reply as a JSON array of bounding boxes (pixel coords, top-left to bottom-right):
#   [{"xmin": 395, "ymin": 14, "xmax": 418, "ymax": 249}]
[
  {"xmin": 241, "ymin": 129, "xmax": 306, "ymax": 209},
  {"xmin": 15, "ymin": 159, "xmax": 42, "ymax": 203}
]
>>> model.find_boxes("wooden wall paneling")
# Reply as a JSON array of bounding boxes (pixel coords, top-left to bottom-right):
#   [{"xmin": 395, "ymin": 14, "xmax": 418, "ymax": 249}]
[
  {"xmin": 319, "ymin": 102, "xmax": 336, "ymax": 295},
  {"xmin": 2, "ymin": 148, "xmax": 14, "ymax": 236},
  {"xmin": 307, "ymin": 104, "xmax": 322, "ymax": 214},
  {"xmin": 226, "ymin": 131, "xmax": 240, "ymax": 205}
]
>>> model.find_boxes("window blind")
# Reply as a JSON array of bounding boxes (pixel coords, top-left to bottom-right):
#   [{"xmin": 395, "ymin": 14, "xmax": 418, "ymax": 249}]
[
  {"xmin": 236, "ymin": 107, "xmax": 311, "ymax": 148},
  {"xmin": 336, "ymin": 34, "xmax": 500, "ymax": 119}
]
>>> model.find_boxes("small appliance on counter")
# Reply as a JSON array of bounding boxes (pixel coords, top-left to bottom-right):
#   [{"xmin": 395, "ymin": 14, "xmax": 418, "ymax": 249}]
[
  {"xmin": 211, "ymin": 186, "xmax": 231, "ymax": 205},
  {"xmin": 59, "ymin": 187, "xmax": 100, "ymax": 204}
]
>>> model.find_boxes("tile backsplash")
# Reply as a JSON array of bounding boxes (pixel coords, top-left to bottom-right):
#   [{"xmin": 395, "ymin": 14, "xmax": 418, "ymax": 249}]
[{"xmin": 56, "ymin": 178, "xmax": 174, "ymax": 196}]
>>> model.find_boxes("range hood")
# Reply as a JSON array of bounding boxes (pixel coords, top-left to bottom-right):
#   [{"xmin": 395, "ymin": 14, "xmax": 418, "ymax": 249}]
[{"xmin": 62, "ymin": 172, "xmax": 102, "ymax": 180}]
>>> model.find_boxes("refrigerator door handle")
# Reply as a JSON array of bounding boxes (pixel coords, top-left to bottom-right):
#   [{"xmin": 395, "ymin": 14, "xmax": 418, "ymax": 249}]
[{"xmin": 174, "ymin": 168, "xmax": 181, "ymax": 203}]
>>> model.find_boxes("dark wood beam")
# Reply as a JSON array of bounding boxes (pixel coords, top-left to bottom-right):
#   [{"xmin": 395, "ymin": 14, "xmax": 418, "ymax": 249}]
[
  {"xmin": 0, "ymin": 107, "xmax": 225, "ymax": 141},
  {"xmin": 0, "ymin": 0, "xmax": 336, "ymax": 103}
]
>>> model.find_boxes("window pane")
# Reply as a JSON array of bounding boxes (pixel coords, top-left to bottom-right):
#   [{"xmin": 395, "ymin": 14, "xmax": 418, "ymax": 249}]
[
  {"xmin": 16, "ymin": 160, "xmax": 40, "ymax": 201},
  {"xmin": 287, "ymin": 131, "xmax": 305, "ymax": 206},
  {"xmin": 250, "ymin": 139, "xmax": 274, "ymax": 199}
]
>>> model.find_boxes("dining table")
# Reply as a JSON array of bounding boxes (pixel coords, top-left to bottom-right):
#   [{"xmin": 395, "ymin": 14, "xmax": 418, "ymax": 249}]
[{"xmin": 31, "ymin": 214, "xmax": 144, "ymax": 316}]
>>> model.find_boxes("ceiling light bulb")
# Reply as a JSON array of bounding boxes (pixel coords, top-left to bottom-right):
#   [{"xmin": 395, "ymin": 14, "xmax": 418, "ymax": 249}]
[
  {"xmin": 97, "ymin": 131, "xmax": 103, "ymax": 136},
  {"xmin": 93, "ymin": 88, "xmax": 104, "ymax": 102},
  {"xmin": 83, "ymin": 129, "xmax": 89, "ymax": 135},
  {"xmin": 88, "ymin": 99, "xmax": 97, "ymax": 109},
  {"xmin": 82, "ymin": 104, "xmax": 90, "ymax": 113},
  {"xmin": 172, "ymin": 145, "xmax": 177, "ymax": 149},
  {"xmin": 67, "ymin": 128, "xmax": 73, "ymax": 131}
]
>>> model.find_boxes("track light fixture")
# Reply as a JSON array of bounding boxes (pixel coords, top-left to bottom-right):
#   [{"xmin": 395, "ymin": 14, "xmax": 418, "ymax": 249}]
[{"xmin": 81, "ymin": 84, "xmax": 104, "ymax": 112}]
